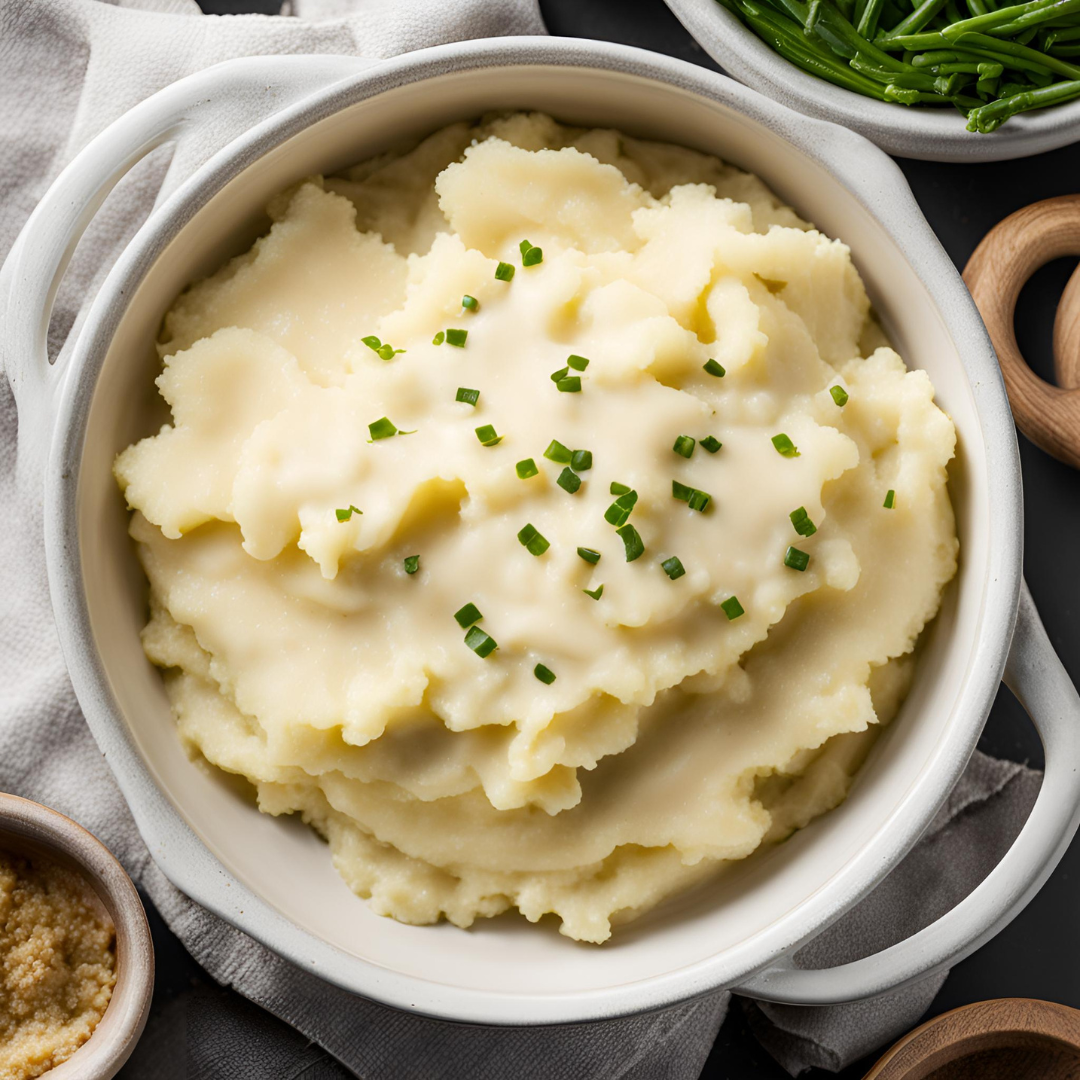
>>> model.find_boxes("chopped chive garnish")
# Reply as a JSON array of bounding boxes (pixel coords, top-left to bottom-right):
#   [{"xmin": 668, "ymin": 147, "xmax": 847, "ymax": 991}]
[
  {"xmin": 495, "ymin": 261, "xmax": 515, "ymax": 282},
  {"xmin": 610, "ymin": 481, "xmax": 631, "ymax": 496},
  {"xmin": 377, "ymin": 343, "xmax": 404, "ymax": 361},
  {"xmin": 446, "ymin": 328, "xmax": 468, "ymax": 348},
  {"xmin": 454, "ymin": 602, "xmax": 482, "ymax": 628},
  {"xmin": 688, "ymin": 489, "xmax": 711, "ymax": 513},
  {"xmin": 884, "ymin": 489, "xmax": 896, "ymax": 509},
  {"xmin": 534, "ymin": 663, "xmax": 557, "ymax": 684},
  {"xmin": 772, "ymin": 433, "xmax": 800, "ymax": 458},
  {"xmin": 516, "ymin": 458, "xmax": 539, "ymax": 479},
  {"xmin": 517, "ymin": 523, "xmax": 550, "ymax": 556},
  {"xmin": 604, "ymin": 490, "xmax": 638, "ymax": 527},
  {"xmin": 462, "ymin": 294, "xmax": 479, "ymax": 311},
  {"xmin": 556, "ymin": 376, "xmax": 582, "ymax": 393},
  {"xmin": 830, "ymin": 385, "xmax": 849, "ymax": 407},
  {"xmin": 567, "ymin": 354, "xmax": 590, "ymax": 371},
  {"xmin": 672, "ymin": 480, "xmax": 693, "ymax": 502},
  {"xmin": 583, "ymin": 584, "xmax": 604, "ymax": 600},
  {"xmin": 661, "ymin": 556, "xmax": 686, "ymax": 580},
  {"xmin": 335, "ymin": 505, "xmax": 362, "ymax": 522},
  {"xmin": 361, "ymin": 335, "xmax": 381, "ymax": 350},
  {"xmin": 616, "ymin": 523, "xmax": 645, "ymax": 562},
  {"xmin": 456, "ymin": 387, "xmax": 480, "ymax": 406},
  {"xmin": 571, "ymin": 449, "xmax": 592, "ymax": 472},
  {"xmin": 520, "ymin": 239, "xmax": 543, "ymax": 266},
  {"xmin": 544, "ymin": 440, "xmax": 572, "ymax": 464},
  {"xmin": 368, "ymin": 417, "xmax": 399, "ymax": 441},
  {"xmin": 673, "ymin": 435, "xmax": 696, "ymax": 459},
  {"xmin": 784, "ymin": 546, "xmax": 810, "ymax": 572},
  {"xmin": 550, "ymin": 367, "xmax": 568, "ymax": 383},
  {"xmin": 557, "ymin": 467, "xmax": 582, "ymax": 494},
  {"xmin": 703, "ymin": 359, "xmax": 726, "ymax": 378},
  {"xmin": 404, "ymin": 555, "xmax": 420, "ymax": 575},
  {"xmin": 432, "ymin": 331, "xmax": 445, "ymax": 345},
  {"xmin": 789, "ymin": 507, "xmax": 817, "ymax": 537},
  {"xmin": 464, "ymin": 625, "xmax": 498, "ymax": 658},
  {"xmin": 577, "ymin": 547, "xmax": 601, "ymax": 565},
  {"xmin": 475, "ymin": 424, "xmax": 502, "ymax": 446},
  {"xmin": 700, "ymin": 436, "xmax": 722, "ymax": 454},
  {"xmin": 721, "ymin": 596, "xmax": 744, "ymax": 620}
]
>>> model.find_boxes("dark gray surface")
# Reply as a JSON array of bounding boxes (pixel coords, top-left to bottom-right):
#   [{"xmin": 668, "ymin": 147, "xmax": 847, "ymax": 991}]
[{"xmin": 125, "ymin": 1, "xmax": 1080, "ymax": 1075}]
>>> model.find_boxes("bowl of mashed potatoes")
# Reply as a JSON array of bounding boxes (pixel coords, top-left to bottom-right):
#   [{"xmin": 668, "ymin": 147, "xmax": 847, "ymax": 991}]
[{"xmin": 4, "ymin": 38, "xmax": 1080, "ymax": 1025}]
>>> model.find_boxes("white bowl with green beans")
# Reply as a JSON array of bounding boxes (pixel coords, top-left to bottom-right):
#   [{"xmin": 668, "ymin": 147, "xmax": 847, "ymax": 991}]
[{"xmin": 667, "ymin": 0, "xmax": 1080, "ymax": 159}]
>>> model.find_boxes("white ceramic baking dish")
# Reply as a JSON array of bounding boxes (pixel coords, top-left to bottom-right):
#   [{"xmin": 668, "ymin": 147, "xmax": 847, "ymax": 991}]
[
  {"xmin": 3, "ymin": 37, "xmax": 1079, "ymax": 1027},
  {"xmin": 664, "ymin": 0, "xmax": 1080, "ymax": 162}
]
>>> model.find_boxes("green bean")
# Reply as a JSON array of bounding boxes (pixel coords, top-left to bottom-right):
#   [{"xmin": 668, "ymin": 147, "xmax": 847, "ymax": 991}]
[
  {"xmin": 954, "ymin": 28, "xmax": 1080, "ymax": 70},
  {"xmin": 966, "ymin": 75, "xmax": 1080, "ymax": 123},
  {"xmin": 910, "ymin": 45, "xmax": 966, "ymax": 58},
  {"xmin": 1050, "ymin": 39, "xmax": 1080, "ymax": 47},
  {"xmin": 879, "ymin": 0, "xmax": 950, "ymax": 38},
  {"xmin": 986, "ymin": 0, "xmax": 1080, "ymax": 34}
]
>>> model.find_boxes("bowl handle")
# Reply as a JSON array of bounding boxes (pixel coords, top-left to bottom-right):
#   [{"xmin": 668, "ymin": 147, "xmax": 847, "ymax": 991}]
[
  {"xmin": 733, "ymin": 581, "xmax": 1080, "ymax": 1004},
  {"xmin": 0, "ymin": 54, "xmax": 374, "ymax": 473}
]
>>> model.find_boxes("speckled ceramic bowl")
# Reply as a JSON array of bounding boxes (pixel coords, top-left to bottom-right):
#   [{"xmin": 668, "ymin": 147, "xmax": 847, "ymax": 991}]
[
  {"xmin": 665, "ymin": 0, "xmax": 1080, "ymax": 162},
  {"xmin": 0, "ymin": 793, "xmax": 153, "ymax": 1079}
]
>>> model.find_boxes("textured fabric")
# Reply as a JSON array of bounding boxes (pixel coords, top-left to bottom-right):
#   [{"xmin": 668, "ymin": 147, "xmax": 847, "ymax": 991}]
[{"xmin": 0, "ymin": 2, "xmax": 1045, "ymax": 1076}]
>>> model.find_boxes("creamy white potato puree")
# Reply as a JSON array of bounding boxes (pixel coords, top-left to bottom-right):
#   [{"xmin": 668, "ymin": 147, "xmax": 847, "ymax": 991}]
[{"xmin": 115, "ymin": 113, "xmax": 958, "ymax": 943}]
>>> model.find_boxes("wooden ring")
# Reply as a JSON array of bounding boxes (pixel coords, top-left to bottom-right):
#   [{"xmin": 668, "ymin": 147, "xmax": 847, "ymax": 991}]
[{"xmin": 963, "ymin": 195, "xmax": 1080, "ymax": 470}]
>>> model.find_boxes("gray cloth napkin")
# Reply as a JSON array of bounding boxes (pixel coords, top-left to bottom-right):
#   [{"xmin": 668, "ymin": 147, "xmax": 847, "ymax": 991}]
[{"xmin": 0, "ymin": 2, "xmax": 1044, "ymax": 1075}]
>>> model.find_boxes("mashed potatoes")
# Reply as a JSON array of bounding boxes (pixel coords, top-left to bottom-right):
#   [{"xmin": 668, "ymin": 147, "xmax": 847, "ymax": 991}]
[{"xmin": 115, "ymin": 113, "xmax": 958, "ymax": 943}]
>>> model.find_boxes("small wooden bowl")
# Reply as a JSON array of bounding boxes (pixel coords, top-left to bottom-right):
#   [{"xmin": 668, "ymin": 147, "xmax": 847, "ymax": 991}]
[
  {"xmin": 864, "ymin": 998, "xmax": 1080, "ymax": 1080},
  {"xmin": 0, "ymin": 792, "xmax": 154, "ymax": 1079}
]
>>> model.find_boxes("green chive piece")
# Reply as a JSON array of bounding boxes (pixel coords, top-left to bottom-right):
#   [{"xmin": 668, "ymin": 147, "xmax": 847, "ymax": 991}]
[
  {"xmin": 571, "ymin": 449, "xmax": 593, "ymax": 472},
  {"xmin": 721, "ymin": 596, "xmax": 745, "ymax": 620},
  {"xmin": 661, "ymin": 556, "xmax": 686, "ymax": 580},
  {"xmin": 464, "ymin": 625, "xmax": 498, "ymax": 658},
  {"xmin": 516, "ymin": 458, "xmax": 539, "ymax": 479},
  {"xmin": 700, "ymin": 436, "xmax": 722, "ymax": 454},
  {"xmin": 404, "ymin": 555, "xmax": 420, "ymax": 575},
  {"xmin": 604, "ymin": 490, "xmax": 638, "ymax": 527},
  {"xmin": 495, "ymin": 261, "xmax": 515, "ymax": 282},
  {"xmin": 616, "ymin": 523, "xmax": 645, "ymax": 562},
  {"xmin": 583, "ymin": 584, "xmax": 605, "ymax": 600},
  {"xmin": 884, "ymin": 489, "xmax": 896, "ymax": 509},
  {"xmin": 784, "ymin": 546, "xmax": 810, "ymax": 572},
  {"xmin": 446, "ymin": 328, "xmax": 468, "ymax": 348},
  {"xmin": 567, "ymin": 354, "xmax": 590, "ymax": 371},
  {"xmin": 534, "ymin": 663, "xmax": 557, "ymax": 684},
  {"xmin": 518, "ymin": 523, "xmax": 550, "ymax": 556},
  {"xmin": 556, "ymin": 376, "xmax": 582, "ymax": 393},
  {"xmin": 610, "ymin": 481, "xmax": 631, "ymax": 496},
  {"xmin": 377, "ymin": 343, "xmax": 400, "ymax": 361},
  {"xmin": 361, "ymin": 335, "xmax": 381, "ymax": 350},
  {"xmin": 454, "ymin": 602, "xmax": 482, "ymax": 628},
  {"xmin": 790, "ymin": 507, "xmax": 818, "ymax": 537},
  {"xmin": 703, "ymin": 359, "xmax": 726, "ymax": 378},
  {"xmin": 520, "ymin": 239, "xmax": 544, "ymax": 266},
  {"xmin": 557, "ymin": 467, "xmax": 582, "ymax": 494},
  {"xmin": 550, "ymin": 367, "xmax": 569, "ymax": 383},
  {"xmin": 368, "ymin": 417, "xmax": 398, "ymax": 441},
  {"xmin": 475, "ymin": 424, "xmax": 502, "ymax": 446},
  {"xmin": 830, "ymin": 385, "xmax": 849, "ymax": 407},
  {"xmin": 577, "ymin": 547, "xmax": 601, "ymax": 565},
  {"xmin": 672, "ymin": 480, "xmax": 693, "ymax": 503},
  {"xmin": 772, "ymin": 433, "xmax": 800, "ymax": 458},
  {"xmin": 335, "ymin": 504, "xmax": 362, "ymax": 522},
  {"xmin": 688, "ymin": 489, "xmax": 711, "ymax": 513},
  {"xmin": 462, "ymin": 294, "xmax": 479, "ymax": 311},
  {"xmin": 456, "ymin": 387, "xmax": 480, "ymax": 406},
  {"xmin": 544, "ymin": 440, "xmax": 572, "ymax": 464},
  {"xmin": 432, "ymin": 331, "xmax": 445, "ymax": 346},
  {"xmin": 673, "ymin": 435, "xmax": 696, "ymax": 459}
]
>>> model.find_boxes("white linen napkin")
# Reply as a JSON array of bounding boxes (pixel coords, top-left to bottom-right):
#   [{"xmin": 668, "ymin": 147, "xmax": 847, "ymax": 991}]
[{"xmin": 0, "ymin": 2, "xmax": 1043, "ymax": 1075}]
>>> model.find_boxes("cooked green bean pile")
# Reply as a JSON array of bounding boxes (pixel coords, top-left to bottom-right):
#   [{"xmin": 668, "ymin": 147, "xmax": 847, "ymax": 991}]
[{"xmin": 718, "ymin": 0, "xmax": 1080, "ymax": 130}]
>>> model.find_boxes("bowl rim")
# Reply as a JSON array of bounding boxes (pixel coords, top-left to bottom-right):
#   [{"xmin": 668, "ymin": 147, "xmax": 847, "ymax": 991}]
[
  {"xmin": 0, "ymin": 792, "xmax": 154, "ymax": 1080},
  {"xmin": 663, "ymin": 0, "xmax": 1080, "ymax": 163},
  {"xmin": 43, "ymin": 36, "xmax": 1022, "ymax": 1024}
]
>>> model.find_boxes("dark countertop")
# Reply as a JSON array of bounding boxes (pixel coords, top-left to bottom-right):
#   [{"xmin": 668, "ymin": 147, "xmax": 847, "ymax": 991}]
[{"xmin": 123, "ymin": 2, "xmax": 1080, "ymax": 1076}]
